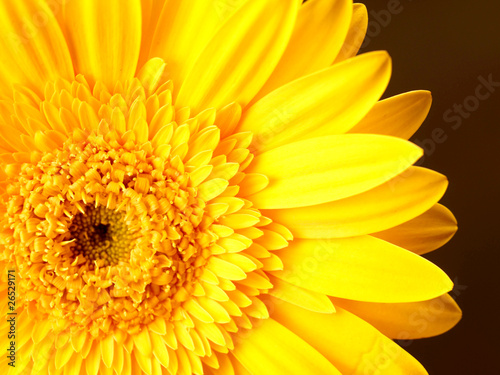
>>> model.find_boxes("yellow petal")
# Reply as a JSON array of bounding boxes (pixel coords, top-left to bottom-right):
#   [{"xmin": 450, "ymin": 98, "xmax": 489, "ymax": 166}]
[
  {"xmin": 253, "ymin": 0, "xmax": 352, "ymax": 101},
  {"xmin": 138, "ymin": 0, "xmax": 167, "ymax": 67},
  {"xmin": 0, "ymin": 1, "xmax": 74, "ymax": 95},
  {"xmin": 219, "ymin": 214, "xmax": 261, "ymax": 230},
  {"xmin": 176, "ymin": 346, "xmax": 192, "ymax": 375},
  {"xmin": 136, "ymin": 57, "xmax": 167, "ymax": 97},
  {"xmin": 64, "ymin": 350, "xmax": 83, "ymax": 375},
  {"xmin": 263, "ymin": 166, "xmax": 448, "ymax": 238},
  {"xmin": 149, "ymin": 0, "xmax": 247, "ymax": 96},
  {"xmin": 176, "ymin": 0, "xmax": 301, "ymax": 113},
  {"xmin": 208, "ymin": 353, "xmax": 236, "ymax": 375},
  {"xmin": 62, "ymin": 0, "xmax": 142, "ymax": 88},
  {"xmin": 207, "ymin": 256, "xmax": 246, "ymax": 281},
  {"xmin": 133, "ymin": 327, "xmax": 152, "ymax": 358},
  {"xmin": 187, "ymin": 126, "xmax": 220, "ymax": 160},
  {"xmin": 268, "ymin": 274, "xmax": 335, "ymax": 313},
  {"xmin": 32, "ymin": 320, "xmax": 52, "ymax": 344},
  {"xmin": 198, "ymin": 179, "xmax": 229, "ymax": 202},
  {"xmin": 193, "ymin": 319, "xmax": 225, "ymax": 347},
  {"xmin": 133, "ymin": 349, "xmax": 152, "ymax": 375},
  {"xmin": 150, "ymin": 331, "xmax": 170, "ymax": 368},
  {"xmin": 218, "ymin": 102, "xmax": 243, "ymax": 139},
  {"xmin": 272, "ymin": 236, "xmax": 453, "ymax": 303},
  {"xmin": 247, "ymin": 134, "xmax": 422, "ymax": 209},
  {"xmin": 174, "ymin": 324, "xmax": 195, "ymax": 352},
  {"xmin": 217, "ymin": 253, "xmax": 258, "ymax": 273},
  {"xmin": 237, "ymin": 173, "xmax": 269, "ymax": 197},
  {"xmin": 331, "ymin": 293, "xmax": 462, "ymax": 339},
  {"xmin": 334, "ymin": 3, "xmax": 368, "ymax": 63},
  {"xmin": 240, "ymin": 51, "xmax": 391, "ymax": 153},
  {"xmin": 231, "ymin": 318, "xmax": 342, "ymax": 374},
  {"xmin": 271, "ymin": 299, "xmax": 428, "ymax": 375},
  {"xmin": 229, "ymin": 354, "xmax": 251, "ymax": 375},
  {"xmin": 184, "ymin": 298, "xmax": 214, "ymax": 324},
  {"xmin": 100, "ymin": 334, "xmax": 114, "ymax": 368},
  {"xmin": 349, "ymin": 91, "xmax": 433, "ymax": 140},
  {"xmin": 86, "ymin": 340, "xmax": 102, "ymax": 375},
  {"xmin": 373, "ymin": 203, "xmax": 458, "ymax": 255},
  {"xmin": 112, "ymin": 341, "xmax": 124, "ymax": 373},
  {"xmin": 55, "ymin": 341, "xmax": 74, "ymax": 369},
  {"xmin": 32, "ymin": 335, "xmax": 54, "ymax": 372},
  {"xmin": 148, "ymin": 317, "xmax": 167, "ymax": 336},
  {"xmin": 189, "ymin": 165, "xmax": 214, "ymax": 187}
]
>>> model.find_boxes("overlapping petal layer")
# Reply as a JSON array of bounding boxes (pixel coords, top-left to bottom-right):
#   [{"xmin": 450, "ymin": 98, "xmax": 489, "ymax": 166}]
[
  {"xmin": 271, "ymin": 236, "xmax": 453, "ymax": 303},
  {"xmin": 269, "ymin": 299, "xmax": 428, "ymax": 374},
  {"xmin": 61, "ymin": 0, "xmax": 142, "ymax": 88},
  {"xmin": 240, "ymin": 52, "xmax": 392, "ymax": 153},
  {"xmin": 263, "ymin": 167, "xmax": 448, "ymax": 238}
]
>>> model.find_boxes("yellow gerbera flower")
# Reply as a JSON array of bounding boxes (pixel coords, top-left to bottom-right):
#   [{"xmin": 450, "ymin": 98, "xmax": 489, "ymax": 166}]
[{"xmin": 0, "ymin": 0, "xmax": 461, "ymax": 374}]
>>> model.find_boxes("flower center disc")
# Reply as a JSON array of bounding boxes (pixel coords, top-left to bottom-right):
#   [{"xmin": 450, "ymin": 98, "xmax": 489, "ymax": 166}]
[
  {"xmin": 69, "ymin": 207, "xmax": 132, "ymax": 266},
  {"xmin": 0, "ymin": 59, "xmax": 280, "ymax": 347}
]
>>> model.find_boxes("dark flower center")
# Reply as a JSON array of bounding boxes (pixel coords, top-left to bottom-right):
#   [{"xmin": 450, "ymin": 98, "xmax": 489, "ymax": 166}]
[{"xmin": 69, "ymin": 206, "xmax": 132, "ymax": 266}]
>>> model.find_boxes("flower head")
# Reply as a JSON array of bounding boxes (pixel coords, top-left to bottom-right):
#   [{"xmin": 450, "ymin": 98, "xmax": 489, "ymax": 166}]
[{"xmin": 0, "ymin": 1, "xmax": 460, "ymax": 374}]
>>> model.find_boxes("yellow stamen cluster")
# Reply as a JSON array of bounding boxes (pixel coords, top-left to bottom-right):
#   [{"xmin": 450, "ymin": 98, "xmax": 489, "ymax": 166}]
[
  {"xmin": 0, "ymin": 58, "xmax": 290, "ymax": 371},
  {"xmin": 3, "ymin": 129, "xmax": 215, "ymax": 336}
]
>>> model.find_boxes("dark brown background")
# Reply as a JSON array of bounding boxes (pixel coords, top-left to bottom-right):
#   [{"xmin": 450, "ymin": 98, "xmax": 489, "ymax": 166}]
[{"xmin": 358, "ymin": 0, "xmax": 500, "ymax": 373}]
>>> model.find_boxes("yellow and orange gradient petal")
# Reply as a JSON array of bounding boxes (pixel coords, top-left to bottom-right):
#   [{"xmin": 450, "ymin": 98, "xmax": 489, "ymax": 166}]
[{"xmin": 0, "ymin": 0, "xmax": 460, "ymax": 374}]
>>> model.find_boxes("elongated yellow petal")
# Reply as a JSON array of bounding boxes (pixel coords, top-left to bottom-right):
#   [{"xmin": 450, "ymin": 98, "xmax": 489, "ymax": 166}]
[
  {"xmin": 237, "ymin": 173, "xmax": 269, "ymax": 197},
  {"xmin": 207, "ymin": 256, "xmax": 246, "ymax": 281},
  {"xmin": 32, "ymin": 320, "xmax": 52, "ymax": 344},
  {"xmin": 0, "ymin": 1, "xmax": 73, "ymax": 95},
  {"xmin": 176, "ymin": 0, "xmax": 301, "ymax": 113},
  {"xmin": 219, "ymin": 214, "xmax": 260, "ymax": 230},
  {"xmin": 184, "ymin": 299, "xmax": 215, "ymax": 324},
  {"xmin": 247, "ymin": 134, "xmax": 422, "ymax": 209},
  {"xmin": 100, "ymin": 334, "xmax": 114, "ymax": 368},
  {"xmin": 334, "ymin": 3, "xmax": 368, "ymax": 63},
  {"xmin": 331, "ymin": 293, "xmax": 462, "ymax": 340},
  {"xmin": 267, "ymin": 275, "xmax": 335, "ymax": 313},
  {"xmin": 240, "ymin": 51, "xmax": 391, "ymax": 153},
  {"xmin": 198, "ymin": 179, "xmax": 229, "ymax": 202},
  {"xmin": 133, "ymin": 327, "xmax": 152, "ymax": 358},
  {"xmin": 55, "ymin": 341, "xmax": 74, "ymax": 369},
  {"xmin": 86, "ymin": 340, "xmax": 102, "ymax": 375},
  {"xmin": 149, "ymin": 0, "xmax": 247, "ymax": 94},
  {"xmin": 253, "ymin": 0, "xmax": 352, "ymax": 101},
  {"xmin": 232, "ymin": 318, "xmax": 342, "ymax": 374},
  {"xmin": 263, "ymin": 166, "xmax": 448, "ymax": 238},
  {"xmin": 349, "ymin": 91, "xmax": 432, "ymax": 139},
  {"xmin": 150, "ymin": 331, "xmax": 170, "ymax": 368},
  {"xmin": 271, "ymin": 299, "xmax": 428, "ymax": 375},
  {"xmin": 373, "ymin": 203, "xmax": 458, "ymax": 255},
  {"xmin": 138, "ymin": 0, "xmax": 167, "ymax": 67},
  {"xmin": 62, "ymin": 0, "xmax": 142, "ymax": 88},
  {"xmin": 229, "ymin": 354, "xmax": 251, "ymax": 375},
  {"xmin": 207, "ymin": 353, "xmax": 235, "ymax": 375},
  {"xmin": 64, "ymin": 351, "xmax": 83, "ymax": 375},
  {"xmin": 272, "ymin": 236, "xmax": 453, "ymax": 303}
]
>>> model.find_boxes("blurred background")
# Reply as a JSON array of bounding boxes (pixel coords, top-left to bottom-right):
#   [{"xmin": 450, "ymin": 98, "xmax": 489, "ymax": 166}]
[{"xmin": 360, "ymin": 0, "xmax": 500, "ymax": 373}]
